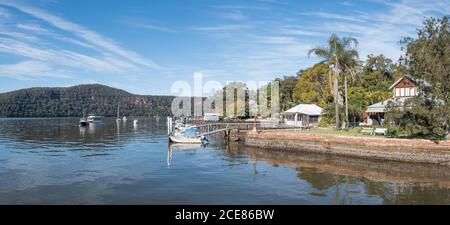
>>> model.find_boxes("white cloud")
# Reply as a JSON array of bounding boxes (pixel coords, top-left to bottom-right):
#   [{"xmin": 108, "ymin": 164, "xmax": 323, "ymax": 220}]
[
  {"xmin": 280, "ymin": 26, "xmax": 325, "ymax": 37},
  {"xmin": 16, "ymin": 23, "xmax": 47, "ymax": 32},
  {"xmin": 0, "ymin": 60, "xmax": 73, "ymax": 80},
  {"xmin": 193, "ymin": 24, "xmax": 253, "ymax": 32},
  {"xmin": 123, "ymin": 18, "xmax": 177, "ymax": 33},
  {"xmin": 341, "ymin": 1, "xmax": 353, "ymax": 6},
  {"xmin": 0, "ymin": 30, "xmax": 38, "ymax": 42},
  {"xmin": 295, "ymin": 0, "xmax": 450, "ymax": 61},
  {"xmin": 218, "ymin": 11, "xmax": 248, "ymax": 21},
  {"xmin": 256, "ymin": 36, "xmax": 300, "ymax": 45},
  {"xmin": 299, "ymin": 12, "xmax": 367, "ymax": 23},
  {"xmin": 0, "ymin": 0, "xmax": 160, "ymax": 69},
  {"xmin": 0, "ymin": 38, "xmax": 140, "ymax": 74}
]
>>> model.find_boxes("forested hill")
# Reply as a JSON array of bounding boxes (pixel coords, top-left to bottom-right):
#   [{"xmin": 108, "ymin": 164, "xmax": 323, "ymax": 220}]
[{"xmin": 0, "ymin": 84, "xmax": 176, "ymax": 117}]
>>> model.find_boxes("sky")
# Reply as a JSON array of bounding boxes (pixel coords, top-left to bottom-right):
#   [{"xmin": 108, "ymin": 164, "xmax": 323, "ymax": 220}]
[{"xmin": 0, "ymin": 0, "xmax": 448, "ymax": 95}]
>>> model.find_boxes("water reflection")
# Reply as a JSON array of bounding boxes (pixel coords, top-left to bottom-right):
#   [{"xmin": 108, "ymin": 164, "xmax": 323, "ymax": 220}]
[
  {"xmin": 0, "ymin": 118, "xmax": 448, "ymax": 204},
  {"xmin": 167, "ymin": 143, "xmax": 207, "ymax": 168},
  {"xmin": 240, "ymin": 144, "xmax": 450, "ymax": 204}
]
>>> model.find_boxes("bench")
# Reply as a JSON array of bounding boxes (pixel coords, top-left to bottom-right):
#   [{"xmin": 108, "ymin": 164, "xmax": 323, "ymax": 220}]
[
  {"xmin": 360, "ymin": 128, "xmax": 374, "ymax": 135},
  {"xmin": 374, "ymin": 128, "xmax": 388, "ymax": 136}
]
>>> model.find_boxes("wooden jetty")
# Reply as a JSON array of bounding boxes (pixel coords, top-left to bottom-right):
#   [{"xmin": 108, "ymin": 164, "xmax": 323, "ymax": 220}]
[{"xmin": 167, "ymin": 117, "xmax": 293, "ymax": 142}]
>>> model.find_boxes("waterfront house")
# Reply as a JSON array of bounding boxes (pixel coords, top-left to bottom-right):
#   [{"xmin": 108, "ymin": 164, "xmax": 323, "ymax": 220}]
[
  {"xmin": 365, "ymin": 76, "xmax": 418, "ymax": 125},
  {"xmin": 284, "ymin": 104, "xmax": 323, "ymax": 128}
]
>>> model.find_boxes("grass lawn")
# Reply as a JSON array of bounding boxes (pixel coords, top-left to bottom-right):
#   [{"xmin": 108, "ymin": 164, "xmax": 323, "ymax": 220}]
[
  {"xmin": 298, "ymin": 127, "xmax": 388, "ymax": 138},
  {"xmin": 299, "ymin": 127, "xmax": 450, "ymax": 141}
]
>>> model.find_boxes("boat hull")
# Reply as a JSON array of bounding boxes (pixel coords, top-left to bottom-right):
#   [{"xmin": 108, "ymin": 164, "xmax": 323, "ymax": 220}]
[{"xmin": 169, "ymin": 135, "xmax": 203, "ymax": 144}]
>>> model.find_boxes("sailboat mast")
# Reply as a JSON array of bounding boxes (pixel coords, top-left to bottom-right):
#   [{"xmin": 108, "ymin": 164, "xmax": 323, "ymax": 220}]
[{"xmin": 117, "ymin": 104, "xmax": 120, "ymax": 119}]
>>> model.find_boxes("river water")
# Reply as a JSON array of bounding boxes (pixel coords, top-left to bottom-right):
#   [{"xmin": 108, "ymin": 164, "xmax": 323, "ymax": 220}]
[{"xmin": 0, "ymin": 118, "xmax": 448, "ymax": 204}]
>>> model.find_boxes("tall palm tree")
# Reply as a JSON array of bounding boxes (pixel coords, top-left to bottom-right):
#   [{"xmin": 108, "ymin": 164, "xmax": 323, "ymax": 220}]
[{"xmin": 308, "ymin": 34, "xmax": 359, "ymax": 129}]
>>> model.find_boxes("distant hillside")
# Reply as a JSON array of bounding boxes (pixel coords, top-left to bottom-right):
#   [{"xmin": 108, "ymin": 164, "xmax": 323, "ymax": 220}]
[{"xmin": 0, "ymin": 84, "xmax": 176, "ymax": 117}]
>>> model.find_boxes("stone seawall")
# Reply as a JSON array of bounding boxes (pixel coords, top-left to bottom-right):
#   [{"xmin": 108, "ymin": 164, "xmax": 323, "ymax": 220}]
[{"xmin": 243, "ymin": 130, "xmax": 450, "ymax": 165}]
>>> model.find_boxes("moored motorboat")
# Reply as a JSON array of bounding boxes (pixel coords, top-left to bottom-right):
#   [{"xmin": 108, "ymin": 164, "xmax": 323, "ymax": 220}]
[
  {"xmin": 169, "ymin": 126, "xmax": 208, "ymax": 144},
  {"xmin": 87, "ymin": 115, "xmax": 102, "ymax": 123},
  {"xmin": 169, "ymin": 134, "xmax": 207, "ymax": 144}
]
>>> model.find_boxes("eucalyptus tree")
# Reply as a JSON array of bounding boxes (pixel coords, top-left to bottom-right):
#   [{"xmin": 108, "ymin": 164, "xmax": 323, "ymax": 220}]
[{"xmin": 308, "ymin": 34, "xmax": 359, "ymax": 129}]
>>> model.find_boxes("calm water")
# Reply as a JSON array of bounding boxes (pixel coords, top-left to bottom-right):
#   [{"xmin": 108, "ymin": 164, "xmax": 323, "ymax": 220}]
[{"xmin": 0, "ymin": 118, "xmax": 449, "ymax": 205}]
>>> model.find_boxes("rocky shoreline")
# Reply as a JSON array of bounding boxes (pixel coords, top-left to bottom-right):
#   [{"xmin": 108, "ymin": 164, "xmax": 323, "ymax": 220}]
[{"xmin": 242, "ymin": 130, "xmax": 450, "ymax": 166}]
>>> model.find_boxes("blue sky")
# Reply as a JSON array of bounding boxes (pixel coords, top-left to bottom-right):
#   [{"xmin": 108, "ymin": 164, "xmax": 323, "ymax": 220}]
[{"xmin": 0, "ymin": 0, "xmax": 448, "ymax": 95}]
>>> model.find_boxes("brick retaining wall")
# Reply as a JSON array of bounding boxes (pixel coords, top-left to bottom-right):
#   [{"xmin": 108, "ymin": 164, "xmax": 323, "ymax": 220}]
[{"xmin": 244, "ymin": 130, "xmax": 450, "ymax": 165}]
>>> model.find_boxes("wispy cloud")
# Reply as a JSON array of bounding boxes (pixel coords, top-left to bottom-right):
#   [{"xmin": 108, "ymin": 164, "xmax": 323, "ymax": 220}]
[
  {"xmin": 300, "ymin": 12, "xmax": 367, "ymax": 23},
  {"xmin": 193, "ymin": 24, "xmax": 253, "ymax": 32},
  {"xmin": 0, "ymin": 0, "xmax": 160, "ymax": 69},
  {"xmin": 280, "ymin": 26, "xmax": 325, "ymax": 37},
  {"xmin": 217, "ymin": 11, "xmax": 248, "ymax": 21},
  {"xmin": 122, "ymin": 18, "xmax": 177, "ymax": 33},
  {"xmin": 0, "ymin": 60, "xmax": 73, "ymax": 80},
  {"xmin": 0, "ymin": 30, "xmax": 38, "ymax": 42},
  {"xmin": 16, "ymin": 23, "xmax": 47, "ymax": 32},
  {"xmin": 341, "ymin": 1, "xmax": 353, "ymax": 6},
  {"xmin": 295, "ymin": 0, "xmax": 450, "ymax": 61}
]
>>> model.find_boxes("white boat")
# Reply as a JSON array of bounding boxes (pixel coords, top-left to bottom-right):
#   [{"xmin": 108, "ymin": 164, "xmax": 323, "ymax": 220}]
[
  {"xmin": 79, "ymin": 112, "xmax": 89, "ymax": 126},
  {"xmin": 133, "ymin": 119, "xmax": 138, "ymax": 125},
  {"xmin": 169, "ymin": 134, "xmax": 207, "ymax": 144},
  {"xmin": 87, "ymin": 115, "xmax": 102, "ymax": 123},
  {"xmin": 169, "ymin": 126, "xmax": 208, "ymax": 144},
  {"xmin": 122, "ymin": 116, "xmax": 128, "ymax": 121}
]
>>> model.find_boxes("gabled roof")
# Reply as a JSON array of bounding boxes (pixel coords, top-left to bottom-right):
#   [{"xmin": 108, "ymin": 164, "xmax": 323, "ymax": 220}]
[
  {"xmin": 285, "ymin": 104, "xmax": 323, "ymax": 116},
  {"xmin": 389, "ymin": 76, "xmax": 417, "ymax": 90},
  {"xmin": 366, "ymin": 98, "xmax": 407, "ymax": 113}
]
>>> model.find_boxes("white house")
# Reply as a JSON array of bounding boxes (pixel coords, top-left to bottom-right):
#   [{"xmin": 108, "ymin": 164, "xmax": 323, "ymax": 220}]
[
  {"xmin": 284, "ymin": 104, "xmax": 323, "ymax": 128},
  {"xmin": 365, "ymin": 76, "xmax": 418, "ymax": 125}
]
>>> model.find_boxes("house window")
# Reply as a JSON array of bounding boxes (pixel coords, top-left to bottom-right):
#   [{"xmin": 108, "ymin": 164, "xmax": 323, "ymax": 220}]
[
  {"xmin": 400, "ymin": 88, "xmax": 405, "ymax": 97},
  {"xmin": 411, "ymin": 87, "xmax": 416, "ymax": 96},
  {"xmin": 396, "ymin": 88, "xmax": 401, "ymax": 97},
  {"xmin": 405, "ymin": 88, "xmax": 410, "ymax": 96}
]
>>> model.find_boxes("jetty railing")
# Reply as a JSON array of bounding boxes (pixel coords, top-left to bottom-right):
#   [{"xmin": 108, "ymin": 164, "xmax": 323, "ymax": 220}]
[{"xmin": 167, "ymin": 116, "xmax": 302, "ymax": 138}]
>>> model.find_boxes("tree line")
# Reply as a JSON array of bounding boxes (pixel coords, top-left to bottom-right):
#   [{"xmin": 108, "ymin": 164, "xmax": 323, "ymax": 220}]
[{"xmin": 0, "ymin": 84, "xmax": 175, "ymax": 117}]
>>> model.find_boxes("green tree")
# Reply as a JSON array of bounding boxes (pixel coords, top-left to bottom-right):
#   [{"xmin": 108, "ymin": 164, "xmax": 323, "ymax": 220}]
[
  {"xmin": 293, "ymin": 63, "xmax": 332, "ymax": 107},
  {"xmin": 386, "ymin": 16, "xmax": 450, "ymax": 139},
  {"xmin": 276, "ymin": 75, "xmax": 300, "ymax": 112},
  {"xmin": 308, "ymin": 34, "xmax": 359, "ymax": 129}
]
